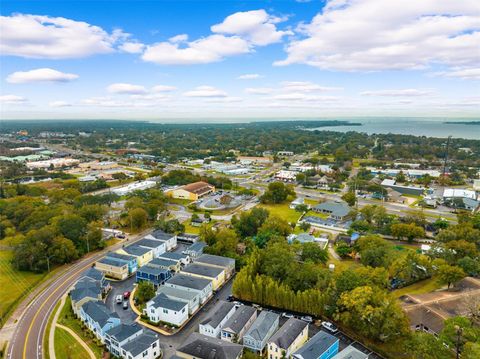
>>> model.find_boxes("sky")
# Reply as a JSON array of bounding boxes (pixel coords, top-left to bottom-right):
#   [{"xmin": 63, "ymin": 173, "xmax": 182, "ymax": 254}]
[{"xmin": 0, "ymin": 0, "xmax": 479, "ymax": 120}]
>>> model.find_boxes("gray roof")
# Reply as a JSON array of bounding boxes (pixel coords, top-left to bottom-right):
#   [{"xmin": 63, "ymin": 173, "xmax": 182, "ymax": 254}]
[
  {"xmin": 269, "ymin": 318, "xmax": 308, "ymax": 349},
  {"xmin": 222, "ymin": 305, "xmax": 256, "ymax": 334},
  {"xmin": 149, "ymin": 258, "xmax": 179, "ymax": 268},
  {"xmin": 81, "ymin": 267, "xmax": 104, "ymax": 281},
  {"xmin": 159, "ymin": 252, "xmax": 188, "ymax": 261},
  {"xmin": 182, "ymin": 263, "xmax": 224, "ymax": 278},
  {"xmin": 166, "ymin": 273, "xmax": 212, "ymax": 291},
  {"xmin": 122, "ymin": 244, "xmax": 152, "ymax": 256},
  {"xmin": 151, "ymin": 229, "xmax": 175, "ymax": 241},
  {"xmin": 106, "ymin": 251, "xmax": 136, "ymax": 262},
  {"xmin": 201, "ymin": 301, "xmax": 236, "ymax": 328},
  {"xmin": 157, "ymin": 286, "xmax": 199, "ymax": 302},
  {"xmin": 97, "ymin": 257, "xmax": 127, "ymax": 268},
  {"xmin": 149, "ymin": 293, "xmax": 187, "ymax": 311},
  {"xmin": 81, "ymin": 301, "xmax": 119, "ymax": 328},
  {"xmin": 106, "ymin": 323, "xmax": 143, "ymax": 342},
  {"xmin": 137, "ymin": 264, "xmax": 169, "ymax": 276},
  {"xmin": 70, "ymin": 278, "xmax": 102, "ymax": 302},
  {"xmin": 292, "ymin": 331, "xmax": 338, "ymax": 359},
  {"xmin": 122, "ymin": 330, "xmax": 159, "ymax": 357},
  {"xmin": 331, "ymin": 345, "xmax": 368, "ymax": 359},
  {"xmin": 136, "ymin": 238, "xmax": 167, "ymax": 249},
  {"xmin": 244, "ymin": 311, "xmax": 279, "ymax": 342},
  {"xmin": 177, "ymin": 333, "xmax": 243, "ymax": 359},
  {"xmin": 314, "ymin": 201, "xmax": 350, "ymax": 217},
  {"xmin": 195, "ymin": 254, "xmax": 235, "ymax": 268},
  {"xmin": 187, "ymin": 242, "xmax": 207, "ymax": 252}
]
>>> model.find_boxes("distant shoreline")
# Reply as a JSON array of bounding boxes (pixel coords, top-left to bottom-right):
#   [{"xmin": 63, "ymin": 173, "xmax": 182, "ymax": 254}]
[{"xmin": 444, "ymin": 121, "xmax": 480, "ymax": 125}]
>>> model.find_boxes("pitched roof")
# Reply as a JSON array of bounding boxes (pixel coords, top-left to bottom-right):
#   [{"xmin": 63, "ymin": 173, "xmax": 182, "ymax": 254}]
[
  {"xmin": 166, "ymin": 273, "xmax": 212, "ymax": 291},
  {"xmin": 195, "ymin": 254, "xmax": 235, "ymax": 268},
  {"xmin": 81, "ymin": 267, "xmax": 104, "ymax": 281},
  {"xmin": 149, "ymin": 293, "xmax": 188, "ymax": 312},
  {"xmin": 177, "ymin": 333, "xmax": 243, "ymax": 359},
  {"xmin": 187, "ymin": 241, "xmax": 207, "ymax": 252},
  {"xmin": 81, "ymin": 301, "xmax": 119, "ymax": 327},
  {"xmin": 269, "ymin": 318, "xmax": 308, "ymax": 350},
  {"xmin": 150, "ymin": 229, "xmax": 175, "ymax": 241},
  {"xmin": 70, "ymin": 278, "xmax": 102, "ymax": 302},
  {"xmin": 106, "ymin": 323, "xmax": 143, "ymax": 342},
  {"xmin": 201, "ymin": 301, "xmax": 236, "ymax": 328},
  {"xmin": 97, "ymin": 257, "xmax": 128, "ymax": 267},
  {"xmin": 149, "ymin": 257, "xmax": 179, "ymax": 268},
  {"xmin": 314, "ymin": 201, "xmax": 350, "ymax": 217},
  {"xmin": 244, "ymin": 311, "xmax": 279, "ymax": 341},
  {"xmin": 404, "ymin": 305, "xmax": 445, "ymax": 334},
  {"xmin": 136, "ymin": 238, "xmax": 167, "ymax": 249},
  {"xmin": 137, "ymin": 264, "xmax": 169, "ymax": 276},
  {"xmin": 182, "ymin": 263, "xmax": 225, "ymax": 278},
  {"xmin": 159, "ymin": 252, "xmax": 188, "ymax": 261},
  {"xmin": 182, "ymin": 181, "xmax": 214, "ymax": 195},
  {"xmin": 292, "ymin": 331, "xmax": 338, "ymax": 359},
  {"xmin": 121, "ymin": 244, "xmax": 151, "ymax": 257},
  {"xmin": 105, "ymin": 251, "xmax": 136, "ymax": 262},
  {"xmin": 222, "ymin": 305, "xmax": 256, "ymax": 334},
  {"xmin": 157, "ymin": 286, "xmax": 199, "ymax": 302},
  {"xmin": 331, "ymin": 345, "xmax": 368, "ymax": 359},
  {"xmin": 122, "ymin": 330, "xmax": 159, "ymax": 357}
]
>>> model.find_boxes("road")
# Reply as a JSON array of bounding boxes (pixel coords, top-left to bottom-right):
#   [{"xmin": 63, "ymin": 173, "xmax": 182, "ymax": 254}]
[{"xmin": 6, "ymin": 229, "xmax": 152, "ymax": 359}]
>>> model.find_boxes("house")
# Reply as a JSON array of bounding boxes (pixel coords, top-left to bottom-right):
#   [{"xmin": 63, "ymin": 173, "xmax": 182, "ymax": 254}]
[
  {"xmin": 195, "ymin": 254, "xmax": 235, "ymax": 279},
  {"xmin": 117, "ymin": 245, "xmax": 153, "ymax": 267},
  {"xmin": 145, "ymin": 230, "xmax": 177, "ymax": 251},
  {"xmin": 199, "ymin": 301, "xmax": 237, "ymax": 338},
  {"xmin": 313, "ymin": 201, "xmax": 351, "ymax": 221},
  {"xmin": 177, "ymin": 333, "xmax": 243, "ymax": 359},
  {"xmin": 182, "ymin": 242, "xmax": 207, "ymax": 259},
  {"xmin": 317, "ymin": 176, "xmax": 333, "ymax": 189},
  {"xmin": 274, "ymin": 170, "xmax": 297, "ymax": 183},
  {"xmin": 292, "ymin": 331, "xmax": 339, "ymax": 359},
  {"xmin": 70, "ymin": 278, "xmax": 102, "ymax": 315},
  {"xmin": 80, "ymin": 301, "xmax": 121, "ymax": 343},
  {"xmin": 287, "ymin": 233, "xmax": 329, "ymax": 249},
  {"xmin": 136, "ymin": 238, "xmax": 167, "ymax": 258},
  {"xmin": 157, "ymin": 286, "xmax": 200, "ymax": 315},
  {"xmin": 149, "ymin": 257, "xmax": 181, "ymax": 273},
  {"xmin": 105, "ymin": 251, "xmax": 138, "ymax": 275},
  {"xmin": 96, "ymin": 257, "xmax": 130, "ymax": 280},
  {"xmin": 136, "ymin": 265, "xmax": 172, "ymax": 286},
  {"xmin": 243, "ymin": 311, "xmax": 279, "ymax": 354},
  {"xmin": 105, "ymin": 323, "xmax": 144, "ymax": 357},
  {"xmin": 121, "ymin": 330, "xmax": 161, "ymax": 359},
  {"xmin": 267, "ymin": 318, "xmax": 308, "ymax": 359},
  {"xmin": 158, "ymin": 251, "xmax": 191, "ymax": 266},
  {"xmin": 80, "ymin": 267, "xmax": 109, "ymax": 293},
  {"xmin": 166, "ymin": 181, "xmax": 215, "ymax": 201},
  {"xmin": 220, "ymin": 305, "xmax": 257, "ymax": 343},
  {"xmin": 290, "ymin": 197, "xmax": 305, "ymax": 210},
  {"xmin": 177, "ymin": 233, "xmax": 200, "ymax": 243},
  {"xmin": 331, "ymin": 345, "xmax": 369, "ymax": 359},
  {"xmin": 403, "ymin": 305, "xmax": 446, "ymax": 335},
  {"xmin": 165, "ymin": 273, "xmax": 213, "ymax": 304},
  {"xmin": 380, "ymin": 179, "xmax": 425, "ymax": 196},
  {"xmin": 191, "ymin": 214, "xmax": 211, "ymax": 227},
  {"xmin": 181, "ymin": 263, "xmax": 226, "ymax": 290},
  {"xmin": 145, "ymin": 293, "xmax": 189, "ymax": 327}
]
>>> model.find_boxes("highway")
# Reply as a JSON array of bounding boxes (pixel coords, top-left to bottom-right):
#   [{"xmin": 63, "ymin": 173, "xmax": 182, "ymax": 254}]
[{"xmin": 6, "ymin": 229, "xmax": 152, "ymax": 359}]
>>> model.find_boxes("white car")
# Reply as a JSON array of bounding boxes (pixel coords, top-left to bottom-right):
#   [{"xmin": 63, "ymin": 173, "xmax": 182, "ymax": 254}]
[
  {"xmin": 321, "ymin": 321, "xmax": 338, "ymax": 333},
  {"xmin": 282, "ymin": 312, "xmax": 294, "ymax": 319},
  {"xmin": 115, "ymin": 295, "xmax": 123, "ymax": 304}
]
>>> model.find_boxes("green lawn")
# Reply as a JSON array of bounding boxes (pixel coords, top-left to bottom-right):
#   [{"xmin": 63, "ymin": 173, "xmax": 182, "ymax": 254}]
[
  {"xmin": 58, "ymin": 296, "xmax": 104, "ymax": 358},
  {"xmin": 54, "ymin": 327, "xmax": 90, "ymax": 359},
  {"xmin": 304, "ymin": 210, "xmax": 330, "ymax": 219},
  {"xmin": 392, "ymin": 277, "xmax": 443, "ymax": 298},
  {"xmin": 0, "ymin": 250, "xmax": 46, "ymax": 325},
  {"xmin": 258, "ymin": 203, "xmax": 303, "ymax": 223}
]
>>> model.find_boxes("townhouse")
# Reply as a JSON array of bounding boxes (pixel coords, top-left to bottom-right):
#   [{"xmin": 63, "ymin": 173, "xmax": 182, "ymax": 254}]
[
  {"xmin": 267, "ymin": 318, "xmax": 308, "ymax": 359},
  {"xmin": 149, "ymin": 257, "xmax": 181, "ymax": 273},
  {"xmin": 243, "ymin": 311, "xmax": 279, "ymax": 354},
  {"xmin": 177, "ymin": 333, "xmax": 243, "ymax": 359},
  {"xmin": 194, "ymin": 254, "xmax": 235, "ymax": 279},
  {"xmin": 164, "ymin": 274, "xmax": 213, "ymax": 304},
  {"xmin": 117, "ymin": 244, "xmax": 154, "ymax": 267},
  {"xmin": 181, "ymin": 263, "xmax": 226, "ymax": 291},
  {"xmin": 80, "ymin": 301, "xmax": 121, "ymax": 343},
  {"xmin": 96, "ymin": 257, "xmax": 130, "ymax": 280},
  {"xmin": 136, "ymin": 238, "xmax": 167, "ymax": 258},
  {"xmin": 292, "ymin": 331, "xmax": 339, "ymax": 359},
  {"xmin": 145, "ymin": 229, "xmax": 177, "ymax": 251},
  {"xmin": 136, "ymin": 265, "xmax": 172, "ymax": 286},
  {"xmin": 156, "ymin": 286, "xmax": 200, "ymax": 315},
  {"xmin": 182, "ymin": 241, "xmax": 207, "ymax": 259},
  {"xmin": 145, "ymin": 293, "xmax": 189, "ymax": 327},
  {"xmin": 199, "ymin": 301, "xmax": 237, "ymax": 338},
  {"xmin": 220, "ymin": 305, "xmax": 257, "ymax": 343},
  {"xmin": 70, "ymin": 278, "xmax": 103, "ymax": 315},
  {"xmin": 158, "ymin": 251, "xmax": 191, "ymax": 266}
]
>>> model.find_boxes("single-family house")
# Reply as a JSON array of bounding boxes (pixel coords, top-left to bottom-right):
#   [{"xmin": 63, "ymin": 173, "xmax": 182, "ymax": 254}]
[
  {"xmin": 181, "ymin": 263, "xmax": 226, "ymax": 290},
  {"xmin": 157, "ymin": 286, "xmax": 200, "ymax": 315},
  {"xmin": 182, "ymin": 242, "xmax": 207, "ymax": 259},
  {"xmin": 191, "ymin": 214, "xmax": 211, "ymax": 227},
  {"xmin": 117, "ymin": 244, "xmax": 153, "ymax": 267},
  {"xmin": 158, "ymin": 252, "xmax": 191, "ymax": 266},
  {"xmin": 292, "ymin": 331, "xmax": 339, "ymax": 359},
  {"xmin": 199, "ymin": 301, "xmax": 236, "ymax": 338},
  {"xmin": 243, "ymin": 311, "xmax": 279, "ymax": 354},
  {"xmin": 136, "ymin": 238, "xmax": 167, "ymax": 258},
  {"xmin": 313, "ymin": 201, "xmax": 351, "ymax": 221},
  {"xmin": 145, "ymin": 230, "xmax": 177, "ymax": 251},
  {"xmin": 80, "ymin": 301, "xmax": 121, "ymax": 343},
  {"xmin": 165, "ymin": 274, "xmax": 213, "ymax": 304},
  {"xmin": 105, "ymin": 323, "xmax": 144, "ymax": 357},
  {"xmin": 149, "ymin": 257, "xmax": 181, "ymax": 273},
  {"xmin": 220, "ymin": 305, "xmax": 257, "ymax": 343},
  {"xmin": 177, "ymin": 333, "xmax": 243, "ymax": 359},
  {"xmin": 70, "ymin": 278, "xmax": 102, "ymax": 315},
  {"xmin": 195, "ymin": 254, "xmax": 235, "ymax": 279},
  {"xmin": 331, "ymin": 345, "xmax": 369, "ymax": 359},
  {"xmin": 121, "ymin": 330, "xmax": 161, "ymax": 359},
  {"xmin": 136, "ymin": 265, "xmax": 172, "ymax": 286},
  {"xmin": 145, "ymin": 293, "xmax": 189, "ymax": 327},
  {"xmin": 267, "ymin": 318, "xmax": 308, "ymax": 359},
  {"xmin": 290, "ymin": 197, "xmax": 305, "ymax": 210},
  {"xmin": 166, "ymin": 181, "xmax": 215, "ymax": 201}
]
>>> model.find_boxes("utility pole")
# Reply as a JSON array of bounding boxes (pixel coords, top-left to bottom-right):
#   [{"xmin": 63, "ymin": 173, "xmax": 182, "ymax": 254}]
[{"xmin": 443, "ymin": 136, "xmax": 452, "ymax": 177}]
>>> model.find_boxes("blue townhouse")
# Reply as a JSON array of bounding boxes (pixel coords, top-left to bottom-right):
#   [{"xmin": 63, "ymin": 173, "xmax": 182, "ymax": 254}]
[
  {"xmin": 80, "ymin": 300, "xmax": 121, "ymax": 343},
  {"xmin": 106, "ymin": 251, "xmax": 138, "ymax": 274},
  {"xmin": 136, "ymin": 264, "xmax": 172, "ymax": 286},
  {"xmin": 292, "ymin": 330, "xmax": 339, "ymax": 359}
]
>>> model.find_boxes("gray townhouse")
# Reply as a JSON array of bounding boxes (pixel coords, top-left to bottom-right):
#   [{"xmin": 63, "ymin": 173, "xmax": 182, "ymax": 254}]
[
  {"xmin": 221, "ymin": 305, "xmax": 257, "ymax": 343},
  {"xmin": 243, "ymin": 311, "xmax": 280, "ymax": 354}
]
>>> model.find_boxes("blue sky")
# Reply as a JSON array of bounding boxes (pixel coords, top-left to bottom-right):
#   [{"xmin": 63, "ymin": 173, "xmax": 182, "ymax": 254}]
[{"xmin": 1, "ymin": 0, "xmax": 479, "ymax": 120}]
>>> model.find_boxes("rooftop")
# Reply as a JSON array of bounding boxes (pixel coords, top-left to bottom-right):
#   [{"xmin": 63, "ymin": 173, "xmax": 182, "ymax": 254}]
[
  {"xmin": 106, "ymin": 323, "xmax": 143, "ymax": 342},
  {"xmin": 105, "ymin": 251, "xmax": 136, "ymax": 262},
  {"xmin": 149, "ymin": 293, "xmax": 188, "ymax": 312},
  {"xmin": 81, "ymin": 301, "xmax": 119, "ymax": 327},
  {"xmin": 121, "ymin": 245, "xmax": 151, "ymax": 257},
  {"xmin": 137, "ymin": 264, "xmax": 170, "ymax": 276},
  {"xmin": 182, "ymin": 181, "xmax": 214, "ymax": 195},
  {"xmin": 201, "ymin": 301, "xmax": 236, "ymax": 328},
  {"xmin": 159, "ymin": 252, "xmax": 188, "ymax": 261},
  {"xmin": 269, "ymin": 318, "xmax": 308, "ymax": 350},
  {"xmin": 222, "ymin": 305, "xmax": 256, "ymax": 334},
  {"xmin": 182, "ymin": 263, "xmax": 225, "ymax": 278},
  {"xmin": 177, "ymin": 333, "xmax": 243, "ymax": 359},
  {"xmin": 136, "ymin": 238, "xmax": 167, "ymax": 249},
  {"xmin": 122, "ymin": 330, "xmax": 159, "ymax": 357},
  {"xmin": 331, "ymin": 345, "xmax": 369, "ymax": 359},
  {"xmin": 195, "ymin": 254, "xmax": 235, "ymax": 268},
  {"xmin": 292, "ymin": 331, "xmax": 338, "ymax": 359},
  {"xmin": 166, "ymin": 273, "xmax": 212, "ymax": 291},
  {"xmin": 150, "ymin": 229, "xmax": 176, "ymax": 241},
  {"xmin": 244, "ymin": 311, "xmax": 279, "ymax": 341},
  {"xmin": 149, "ymin": 257, "xmax": 179, "ymax": 268},
  {"xmin": 313, "ymin": 201, "xmax": 350, "ymax": 217},
  {"xmin": 157, "ymin": 286, "xmax": 199, "ymax": 302}
]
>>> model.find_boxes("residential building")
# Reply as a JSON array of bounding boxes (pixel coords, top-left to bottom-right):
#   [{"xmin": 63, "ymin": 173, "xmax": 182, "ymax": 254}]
[
  {"xmin": 121, "ymin": 330, "xmax": 161, "ymax": 359},
  {"xmin": 149, "ymin": 257, "xmax": 181, "ymax": 273},
  {"xmin": 243, "ymin": 311, "xmax": 279, "ymax": 354},
  {"xmin": 277, "ymin": 151, "xmax": 294, "ymax": 156},
  {"xmin": 181, "ymin": 263, "xmax": 226, "ymax": 290},
  {"xmin": 145, "ymin": 293, "xmax": 188, "ymax": 327},
  {"xmin": 165, "ymin": 273, "xmax": 213, "ymax": 304},
  {"xmin": 117, "ymin": 244, "xmax": 154, "ymax": 267},
  {"xmin": 136, "ymin": 265, "xmax": 172, "ymax": 286},
  {"xmin": 182, "ymin": 242, "xmax": 207, "ymax": 259},
  {"xmin": 166, "ymin": 181, "xmax": 215, "ymax": 201},
  {"xmin": 290, "ymin": 197, "xmax": 305, "ymax": 209},
  {"xmin": 287, "ymin": 233, "xmax": 329, "ymax": 249},
  {"xmin": 221, "ymin": 305, "xmax": 257, "ymax": 343},
  {"xmin": 195, "ymin": 254, "xmax": 235, "ymax": 279},
  {"xmin": 191, "ymin": 214, "xmax": 211, "ymax": 227},
  {"xmin": 105, "ymin": 323, "xmax": 144, "ymax": 357},
  {"xmin": 70, "ymin": 278, "xmax": 102, "ymax": 315},
  {"xmin": 267, "ymin": 318, "xmax": 308, "ymax": 359},
  {"xmin": 199, "ymin": 301, "xmax": 237, "ymax": 338},
  {"xmin": 313, "ymin": 201, "xmax": 350, "ymax": 221},
  {"xmin": 380, "ymin": 179, "xmax": 425, "ymax": 196},
  {"xmin": 157, "ymin": 286, "xmax": 200, "ymax": 315},
  {"xmin": 136, "ymin": 238, "xmax": 167, "ymax": 258},
  {"xmin": 79, "ymin": 267, "xmax": 109, "ymax": 293},
  {"xmin": 105, "ymin": 251, "xmax": 138, "ymax": 275},
  {"xmin": 292, "ymin": 331, "xmax": 339, "ymax": 359},
  {"xmin": 158, "ymin": 251, "xmax": 190, "ymax": 266},
  {"xmin": 274, "ymin": 170, "xmax": 297, "ymax": 183},
  {"xmin": 80, "ymin": 301, "xmax": 121, "ymax": 343},
  {"xmin": 177, "ymin": 233, "xmax": 200, "ymax": 243},
  {"xmin": 473, "ymin": 179, "xmax": 480, "ymax": 191},
  {"xmin": 96, "ymin": 257, "xmax": 130, "ymax": 280},
  {"xmin": 331, "ymin": 345, "xmax": 369, "ymax": 359},
  {"xmin": 145, "ymin": 230, "xmax": 177, "ymax": 251},
  {"xmin": 177, "ymin": 333, "xmax": 243, "ymax": 359}
]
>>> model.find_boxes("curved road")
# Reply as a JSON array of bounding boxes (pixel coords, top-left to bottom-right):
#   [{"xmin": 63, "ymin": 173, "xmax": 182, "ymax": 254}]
[{"xmin": 6, "ymin": 230, "xmax": 151, "ymax": 359}]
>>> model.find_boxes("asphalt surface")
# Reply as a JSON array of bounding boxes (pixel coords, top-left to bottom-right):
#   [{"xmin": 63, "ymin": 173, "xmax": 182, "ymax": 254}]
[{"xmin": 6, "ymin": 229, "xmax": 152, "ymax": 359}]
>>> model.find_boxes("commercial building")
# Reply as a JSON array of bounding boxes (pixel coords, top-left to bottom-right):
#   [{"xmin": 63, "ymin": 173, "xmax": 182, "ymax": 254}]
[
  {"xmin": 274, "ymin": 170, "xmax": 298, "ymax": 183},
  {"xmin": 313, "ymin": 201, "xmax": 351, "ymax": 221},
  {"xmin": 166, "ymin": 181, "xmax": 215, "ymax": 201},
  {"xmin": 380, "ymin": 179, "xmax": 425, "ymax": 196},
  {"xmin": 111, "ymin": 180, "xmax": 157, "ymax": 196}
]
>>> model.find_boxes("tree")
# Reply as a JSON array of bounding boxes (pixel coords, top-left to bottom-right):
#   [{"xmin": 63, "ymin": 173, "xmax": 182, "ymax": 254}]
[
  {"xmin": 404, "ymin": 332, "xmax": 452, "ymax": 359},
  {"xmin": 55, "ymin": 214, "xmax": 87, "ymax": 246},
  {"xmin": 260, "ymin": 242, "xmax": 296, "ymax": 281},
  {"xmin": 295, "ymin": 204, "xmax": 309, "ymax": 213},
  {"xmin": 135, "ymin": 281, "xmax": 155, "ymax": 305},
  {"xmin": 48, "ymin": 236, "xmax": 79, "ymax": 264},
  {"xmin": 341, "ymin": 191, "xmax": 356, "ymax": 207},
  {"xmin": 299, "ymin": 221, "xmax": 311, "ymax": 232},
  {"xmin": 300, "ymin": 242, "xmax": 328, "ymax": 264},
  {"xmin": 155, "ymin": 219, "xmax": 185, "ymax": 234},
  {"xmin": 439, "ymin": 316, "xmax": 480, "ymax": 354},
  {"xmin": 260, "ymin": 182, "xmax": 295, "ymax": 204},
  {"xmin": 335, "ymin": 242, "xmax": 353, "ymax": 258},
  {"xmin": 232, "ymin": 207, "xmax": 269, "ymax": 238},
  {"xmin": 128, "ymin": 208, "xmax": 148, "ymax": 230},
  {"xmin": 391, "ymin": 223, "xmax": 425, "ymax": 242},
  {"xmin": 437, "ymin": 264, "xmax": 466, "ymax": 289}
]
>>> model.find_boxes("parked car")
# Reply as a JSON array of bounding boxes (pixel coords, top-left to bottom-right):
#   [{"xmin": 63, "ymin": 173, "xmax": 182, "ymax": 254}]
[
  {"xmin": 123, "ymin": 301, "xmax": 129, "ymax": 310},
  {"xmin": 233, "ymin": 301, "xmax": 242, "ymax": 308},
  {"xmin": 321, "ymin": 321, "xmax": 338, "ymax": 333},
  {"xmin": 301, "ymin": 316, "xmax": 313, "ymax": 323},
  {"xmin": 115, "ymin": 295, "xmax": 123, "ymax": 304},
  {"xmin": 123, "ymin": 291, "xmax": 131, "ymax": 299},
  {"xmin": 282, "ymin": 312, "xmax": 294, "ymax": 319},
  {"xmin": 226, "ymin": 295, "xmax": 235, "ymax": 302},
  {"xmin": 252, "ymin": 304, "xmax": 263, "ymax": 310}
]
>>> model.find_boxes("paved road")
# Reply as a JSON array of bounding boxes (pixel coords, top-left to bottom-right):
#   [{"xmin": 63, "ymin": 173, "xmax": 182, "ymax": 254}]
[{"xmin": 6, "ymin": 229, "xmax": 152, "ymax": 359}]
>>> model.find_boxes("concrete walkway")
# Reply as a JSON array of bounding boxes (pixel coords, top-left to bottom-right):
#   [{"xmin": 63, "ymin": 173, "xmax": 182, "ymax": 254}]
[
  {"xmin": 55, "ymin": 324, "xmax": 96, "ymax": 359},
  {"xmin": 48, "ymin": 295, "xmax": 66, "ymax": 359}
]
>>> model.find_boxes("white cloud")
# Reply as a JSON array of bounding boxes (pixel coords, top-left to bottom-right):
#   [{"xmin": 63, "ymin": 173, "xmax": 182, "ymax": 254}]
[
  {"xmin": 6, "ymin": 68, "xmax": 79, "ymax": 84},
  {"xmin": 119, "ymin": 42, "xmax": 145, "ymax": 54},
  {"xmin": 276, "ymin": 0, "xmax": 480, "ymax": 74},
  {"xmin": 245, "ymin": 87, "xmax": 275, "ymax": 95},
  {"xmin": 0, "ymin": 14, "xmax": 128, "ymax": 59},
  {"xmin": 205, "ymin": 96, "xmax": 243, "ymax": 103},
  {"xmin": 107, "ymin": 83, "xmax": 147, "ymax": 94},
  {"xmin": 280, "ymin": 81, "xmax": 342, "ymax": 92},
  {"xmin": 237, "ymin": 74, "xmax": 262, "ymax": 80},
  {"xmin": 183, "ymin": 86, "xmax": 228, "ymax": 98},
  {"xmin": 272, "ymin": 93, "xmax": 340, "ymax": 102},
  {"xmin": 49, "ymin": 101, "xmax": 71, "ymax": 107},
  {"xmin": 0, "ymin": 95, "xmax": 27, "ymax": 104},
  {"xmin": 360, "ymin": 89, "xmax": 432, "ymax": 97},
  {"xmin": 169, "ymin": 34, "xmax": 188, "ymax": 43},
  {"xmin": 151, "ymin": 85, "xmax": 177, "ymax": 92},
  {"xmin": 434, "ymin": 68, "xmax": 480, "ymax": 80}
]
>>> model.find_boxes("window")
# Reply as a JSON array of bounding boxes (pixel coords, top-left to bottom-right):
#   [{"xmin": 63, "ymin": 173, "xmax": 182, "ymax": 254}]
[
  {"xmin": 143, "ymin": 350, "xmax": 148, "ymax": 357},
  {"xmin": 152, "ymin": 342, "xmax": 157, "ymax": 348},
  {"xmin": 182, "ymin": 308, "xmax": 186, "ymax": 313},
  {"xmin": 163, "ymin": 309, "xmax": 168, "ymax": 314}
]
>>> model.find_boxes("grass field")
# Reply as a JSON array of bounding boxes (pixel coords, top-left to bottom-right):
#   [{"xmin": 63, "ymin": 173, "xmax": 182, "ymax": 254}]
[
  {"xmin": 258, "ymin": 202, "xmax": 303, "ymax": 223},
  {"xmin": 392, "ymin": 277, "xmax": 442, "ymax": 298},
  {"xmin": 54, "ymin": 327, "xmax": 90, "ymax": 359}
]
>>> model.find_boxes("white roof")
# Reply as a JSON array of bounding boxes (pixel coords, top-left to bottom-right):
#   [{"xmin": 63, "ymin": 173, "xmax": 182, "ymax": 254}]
[
  {"xmin": 381, "ymin": 179, "xmax": 396, "ymax": 186},
  {"xmin": 275, "ymin": 170, "xmax": 297, "ymax": 179},
  {"xmin": 443, "ymin": 188, "xmax": 476, "ymax": 199}
]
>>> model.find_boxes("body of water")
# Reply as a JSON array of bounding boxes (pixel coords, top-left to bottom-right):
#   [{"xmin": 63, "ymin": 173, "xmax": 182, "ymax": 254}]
[{"xmin": 311, "ymin": 119, "xmax": 480, "ymax": 140}]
